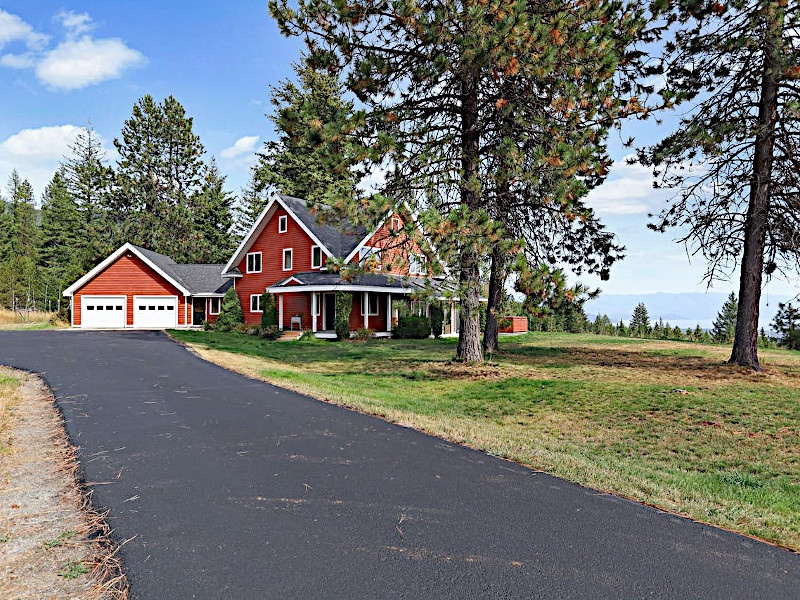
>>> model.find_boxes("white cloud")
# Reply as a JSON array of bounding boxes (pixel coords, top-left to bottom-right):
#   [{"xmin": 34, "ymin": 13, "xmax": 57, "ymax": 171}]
[
  {"xmin": 585, "ymin": 156, "xmax": 672, "ymax": 216},
  {"xmin": 221, "ymin": 136, "xmax": 260, "ymax": 160},
  {"xmin": 0, "ymin": 125, "xmax": 112, "ymax": 197},
  {"xmin": 36, "ymin": 36, "xmax": 145, "ymax": 90},
  {"xmin": 55, "ymin": 11, "xmax": 94, "ymax": 37},
  {"xmin": 0, "ymin": 9, "xmax": 49, "ymax": 51},
  {"xmin": 0, "ymin": 9, "xmax": 144, "ymax": 90}
]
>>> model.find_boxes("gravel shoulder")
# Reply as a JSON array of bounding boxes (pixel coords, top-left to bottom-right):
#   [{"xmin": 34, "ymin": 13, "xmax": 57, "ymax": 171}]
[{"xmin": 0, "ymin": 367, "xmax": 127, "ymax": 599}]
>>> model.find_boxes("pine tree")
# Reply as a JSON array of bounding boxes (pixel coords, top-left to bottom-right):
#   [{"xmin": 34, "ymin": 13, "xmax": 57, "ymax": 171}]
[
  {"xmin": 3, "ymin": 171, "xmax": 40, "ymax": 310},
  {"xmin": 113, "ymin": 95, "xmax": 205, "ymax": 262},
  {"xmin": 772, "ymin": 303, "xmax": 800, "ymax": 350},
  {"xmin": 711, "ymin": 292, "xmax": 738, "ymax": 344},
  {"xmin": 39, "ymin": 169, "xmax": 85, "ymax": 310},
  {"xmin": 254, "ymin": 58, "xmax": 358, "ymax": 205},
  {"xmin": 236, "ymin": 171, "xmax": 269, "ymax": 237},
  {"xmin": 62, "ymin": 123, "xmax": 114, "ymax": 265},
  {"xmin": 215, "ymin": 287, "xmax": 244, "ymax": 331},
  {"xmin": 630, "ymin": 302, "xmax": 651, "ymax": 337},
  {"xmin": 638, "ymin": 0, "xmax": 800, "ymax": 368},
  {"xmin": 192, "ymin": 158, "xmax": 237, "ymax": 263},
  {"xmin": 270, "ymin": 0, "xmax": 648, "ymax": 362}
]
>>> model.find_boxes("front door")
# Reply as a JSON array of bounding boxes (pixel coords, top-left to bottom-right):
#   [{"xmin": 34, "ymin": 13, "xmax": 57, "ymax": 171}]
[
  {"xmin": 193, "ymin": 298, "xmax": 206, "ymax": 325},
  {"xmin": 324, "ymin": 293, "xmax": 336, "ymax": 330}
]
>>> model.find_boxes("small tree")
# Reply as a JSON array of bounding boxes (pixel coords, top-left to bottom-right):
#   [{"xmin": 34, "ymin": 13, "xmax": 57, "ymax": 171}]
[
  {"xmin": 630, "ymin": 303, "xmax": 651, "ymax": 337},
  {"xmin": 711, "ymin": 293, "xmax": 738, "ymax": 344},
  {"xmin": 334, "ymin": 291, "xmax": 352, "ymax": 340},
  {"xmin": 772, "ymin": 303, "xmax": 800, "ymax": 350},
  {"xmin": 216, "ymin": 287, "xmax": 244, "ymax": 331},
  {"xmin": 261, "ymin": 292, "xmax": 278, "ymax": 329}
]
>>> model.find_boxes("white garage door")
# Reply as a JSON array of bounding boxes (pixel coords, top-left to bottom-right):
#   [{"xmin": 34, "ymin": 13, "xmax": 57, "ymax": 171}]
[
  {"xmin": 133, "ymin": 296, "xmax": 178, "ymax": 328},
  {"xmin": 81, "ymin": 296, "xmax": 126, "ymax": 328}
]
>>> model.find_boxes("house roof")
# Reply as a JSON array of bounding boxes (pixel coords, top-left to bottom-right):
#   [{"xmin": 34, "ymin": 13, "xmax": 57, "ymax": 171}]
[
  {"xmin": 278, "ymin": 194, "xmax": 367, "ymax": 259},
  {"xmin": 268, "ymin": 270, "xmax": 454, "ymax": 296},
  {"xmin": 132, "ymin": 246, "xmax": 232, "ymax": 295}
]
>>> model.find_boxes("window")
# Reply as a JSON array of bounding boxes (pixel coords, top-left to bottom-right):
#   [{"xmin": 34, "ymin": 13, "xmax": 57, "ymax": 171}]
[
  {"xmin": 283, "ymin": 248, "xmax": 293, "ymax": 271},
  {"xmin": 246, "ymin": 252, "xmax": 262, "ymax": 273},
  {"xmin": 311, "ymin": 245, "xmax": 322, "ymax": 269},
  {"xmin": 250, "ymin": 294, "xmax": 262, "ymax": 313},
  {"xmin": 361, "ymin": 246, "xmax": 382, "ymax": 271},
  {"xmin": 278, "ymin": 215, "xmax": 288, "ymax": 233},
  {"xmin": 116, "ymin": 305, "xmax": 123, "ymax": 310},
  {"xmin": 209, "ymin": 298, "xmax": 220, "ymax": 315},
  {"xmin": 361, "ymin": 292, "xmax": 379, "ymax": 316},
  {"xmin": 390, "ymin": 216, "xmax": 401, "ymax": 231},
  {"xmin": 409, "ymin": 253, "xmax": 426, "ymax": 275},
  {"xmin": 87, "ymin": 305, "xmax": 94, "ymax": 310}
]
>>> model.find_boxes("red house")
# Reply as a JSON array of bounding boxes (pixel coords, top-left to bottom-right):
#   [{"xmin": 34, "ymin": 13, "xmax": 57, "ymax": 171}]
[{"xmin": 63, "ymin": 194, "xmax": 460, "ymax": 336}]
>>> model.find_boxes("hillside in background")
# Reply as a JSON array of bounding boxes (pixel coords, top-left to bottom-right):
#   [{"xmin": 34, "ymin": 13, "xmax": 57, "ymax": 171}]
[{"xmin": 585, "ymin": 292, "xmax": 795, "ymax": 331}]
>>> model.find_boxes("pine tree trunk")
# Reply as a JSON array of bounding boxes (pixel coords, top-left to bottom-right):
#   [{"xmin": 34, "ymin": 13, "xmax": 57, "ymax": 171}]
[
  {"xmin": 483, "ymin": 243, "xmax": 506, "ymax": 354},
  {"xmin": 730, "ymin": 14, "xmax": 782, "ymax": 370},
  {"xmin": 455, "ymin": 69, "xmax": 483, "ymax": 363}
]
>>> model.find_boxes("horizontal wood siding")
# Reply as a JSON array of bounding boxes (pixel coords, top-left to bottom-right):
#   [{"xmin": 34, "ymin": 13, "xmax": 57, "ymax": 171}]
[
  {"xmin": 355, "ymin": 212, "xmax": 431, "ymax": 278},
  {"xmin": 282, "ymin": 292, "xmax": 311, "ymax": 330},
  {"xmin": 74, "ymin": 253, "xmax": 187, "ymax": 326},
  {"xmin": 348, "ymin": 291, "xmax": 387, "ymax": 332},
  {"xmin": 236, "ymin": 206, "xmax": 323, "ymax": 325}
]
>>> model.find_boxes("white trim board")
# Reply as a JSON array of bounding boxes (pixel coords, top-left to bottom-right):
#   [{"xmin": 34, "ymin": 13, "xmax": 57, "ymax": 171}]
[{"xmin": 63, "ymin": 243, "xmax": 191, "ymax": 297}]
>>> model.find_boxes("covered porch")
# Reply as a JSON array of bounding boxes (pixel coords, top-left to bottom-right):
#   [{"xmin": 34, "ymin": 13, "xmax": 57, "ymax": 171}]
[{"xmin": 267, "ymin": 272, "xmax": 457, "ymax": 338}]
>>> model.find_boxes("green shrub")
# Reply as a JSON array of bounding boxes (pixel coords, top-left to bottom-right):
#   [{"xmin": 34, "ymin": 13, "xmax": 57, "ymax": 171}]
[
  {"xmin": 788, "ymin": 329, "xmax": 800, "ymax": 351},
  {"xmin": 353, "ymin": 327, "xmax": 376, "ymax": 341},
  {"xmin": 216, "ymin": 287, "xmax": 244, "ymax": 331},
  {"xmin": 202, "ymin": 319, "xmax": 213, "ymax": 331},
  {"xmin": 498, "ymin": 317, "xmax": 513, "ymax": 330},
  {"xmin": 261, "ymin": 292, "xmax": 278, "ymax": 329},
  {"xmin": 394, "ymin": 315, "xmax": 431, "ymax": 339},
  {"xmin": 334, "ymin": 291, "xmax": 352, "ymax": 340},
  {"xmin": 259, "ymin": 324, "xmax": 281, "ymax": 340},
  {"xmin": 429, "ymin": 303, "xmax": 444, "ymax": 338}
]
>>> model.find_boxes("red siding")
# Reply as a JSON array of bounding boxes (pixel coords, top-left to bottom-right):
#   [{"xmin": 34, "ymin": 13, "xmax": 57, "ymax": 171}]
[
  {"xmin": 499, "ymin": 316, "xmax": 528, "ymax": 333},
  {"xmin": 353, "ymin": 212, "xmax": 431, "ymax": 277},
  {"xmin": 74, "ymin": 253, "xmax": 188, "ymax": 326},
  {"xmin": 348, "ymin": 291, "xmax": 388, "ymax": 332},
  {"xmin": 235, "ymin": 206, "xmax": 325, "ymax": 325}
]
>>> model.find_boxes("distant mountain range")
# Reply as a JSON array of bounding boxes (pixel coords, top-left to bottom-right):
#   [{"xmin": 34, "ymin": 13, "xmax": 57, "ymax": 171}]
[{"xmin": 585, "ymin": 292, "xmax": 796, "ymax": 331}]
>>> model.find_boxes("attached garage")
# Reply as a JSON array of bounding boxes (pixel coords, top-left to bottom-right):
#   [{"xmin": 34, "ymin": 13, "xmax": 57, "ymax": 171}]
[
  {"xmin": 134, "ymin": 296, "xmax": 178, "ymax": 328},
  {"xmin": 80, "ymin": 296, "xmax": 127, "ymax": 329},
  {"xmin": 63, "ymin": 243, "xmax": 233, "ymax": 330}
]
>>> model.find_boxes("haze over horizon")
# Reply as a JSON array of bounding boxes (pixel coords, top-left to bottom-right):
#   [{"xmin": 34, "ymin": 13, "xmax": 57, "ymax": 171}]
[{"xmin": 1, "ymin": 2, "xmax": 798, "ymax": 302}]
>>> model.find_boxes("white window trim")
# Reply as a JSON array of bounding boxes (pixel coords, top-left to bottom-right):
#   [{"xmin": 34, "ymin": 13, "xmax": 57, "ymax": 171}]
[
  {"xmin": 208, "ymin": 297, "xmax": 221, "ymax": 315},
  {"xmin": 390, "ymin": 216, "xmax": 401, "ymax": 230},
  {"xmin": 361, "ymin": 292, "xmax": 379, "ymax": 316},
  {"xmin": 311, "ymin": 245, "xmax": 322, "ymax": 269},
  {"xmin": 246, "ymin": 251, "xmax": 262, "ymax": 274},
  {"xmin": 282, "ymin": 248, "xmax": 293, "ymax": 271},
  {"xmin": 409, "ymin": 253, "xmax": 426, "ymax": 275},
  {"xmin": 361, "ymin": 246, "xmax": 383, "ymax": 271},
  {"xmin": 250, "ymin": 294, "xmax": 263, "ymax": 313},
  {"xmin": 278, "ymin": 215, "xmax": 288, "ymax": 233}
]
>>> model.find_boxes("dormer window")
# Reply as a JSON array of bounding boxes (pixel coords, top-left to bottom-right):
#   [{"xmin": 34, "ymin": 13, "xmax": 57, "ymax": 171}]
[
  {"xmin": 283, "ymin": 248, "xmax": 293, "ymax": 271},
  {"xmin": 311, "ymin": 245, "xmax": 322, "ymax": 269},
  {"xmin": 246, "ymin": 252, "xmax": 262, "ymax": 274},
  {"xmin": 278, "ymin": 215, "xmax": 288, "ymax": 233}
]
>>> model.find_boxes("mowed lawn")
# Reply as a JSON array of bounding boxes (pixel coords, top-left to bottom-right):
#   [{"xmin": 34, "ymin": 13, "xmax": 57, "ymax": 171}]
[{"xmin": 170, "ymin": 330, "xmax": 800, "ymax": 551}]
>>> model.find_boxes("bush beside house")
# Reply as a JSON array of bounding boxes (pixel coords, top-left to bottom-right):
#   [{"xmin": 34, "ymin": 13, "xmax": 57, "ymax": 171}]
[{"xmin": 215, "ymin": 287, "xmax": 244, "ymax": 331}]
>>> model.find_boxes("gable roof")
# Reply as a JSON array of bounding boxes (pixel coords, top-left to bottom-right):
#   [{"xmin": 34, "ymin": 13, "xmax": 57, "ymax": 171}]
[
  {"xmin": 268, "ymin": 271, "xmax": 455, "ymax": 297},
  {"xmin": 63, "ymin": 243, "xmax": 232, "ymax": 297},
  {"xmin": 222, "ymin": 193, "xmax": 368, "ymax": 277}
]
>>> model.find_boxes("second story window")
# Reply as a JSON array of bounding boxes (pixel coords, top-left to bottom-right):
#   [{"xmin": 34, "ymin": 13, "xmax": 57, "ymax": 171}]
[
  {"xmin": 409, "ymin": 253, "xmax": 426, "ymax": 275},
  {"xmin": 246, "ymin": 251, "xmax": 262, "ymax": 274},
  {"xmin": 278, "ymin": 215, "xmax": 288, "ymax": 233},
  {"xmin": 361, "ymin": 246, "xmax": 382, "ymax": 270},
  {"xmin": 390, "ymin": 216, "xmax": 401, "ymax": 231},
  {"xmin": 283, "ymin": 248, "xmax": 293, "ymax": 271},
  {"xmin": 311, "ymin": 246, "xmax": 322, "ymax": 269}
]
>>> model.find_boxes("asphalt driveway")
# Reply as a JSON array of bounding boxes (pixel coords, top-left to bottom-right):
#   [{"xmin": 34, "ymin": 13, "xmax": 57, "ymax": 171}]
[{"xmin": 1, "ymin": 330, "xmax": 798, "ymax": 598}]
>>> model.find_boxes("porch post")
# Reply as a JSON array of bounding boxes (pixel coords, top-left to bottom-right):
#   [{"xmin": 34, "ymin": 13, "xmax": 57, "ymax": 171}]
[
  {"xmin": 363, "ymin": 292, "xmax": 369, "ymax": 330},
  {"xmin": 279, "ymin": 293, "xmax": 284, "ymax": 330},
  {"xmin": 451, "ymin": 301, "xmax": 457, "ymax": 334},
  {"xmin": 311, "ymin": 292, "xmax": 318, "ymax": 332},
  {"xmin": 386, "ymin": 293, "xmax": 392, "ymax": 333}
]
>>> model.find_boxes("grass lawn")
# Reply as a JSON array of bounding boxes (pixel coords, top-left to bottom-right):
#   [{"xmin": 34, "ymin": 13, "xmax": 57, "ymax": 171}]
[{"xmin": 170, "ymin": 329, "xmax": 800, "ymax": 551}]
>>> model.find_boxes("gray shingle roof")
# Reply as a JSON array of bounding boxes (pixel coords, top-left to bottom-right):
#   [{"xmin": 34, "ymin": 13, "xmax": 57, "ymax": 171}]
[
  {"xmin": 131, "ymin": 245, "xmax": 233, "ymax": 295},
  {"xmin": 279, "ymin": 194, "xmax": 367, "ymax": 259},
  {"xmin": 272, "ymin": 271, "xmax": 453, "ymax": 295}
]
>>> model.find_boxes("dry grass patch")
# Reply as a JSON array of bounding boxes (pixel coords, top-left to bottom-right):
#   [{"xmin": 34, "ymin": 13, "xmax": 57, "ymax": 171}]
[
  {"xmin": 0, "ymin": 367, "xmax": 127, "ymax": 599},
  {"xmin": 0, "ymin": 308, "xmax": 64, "ymax": 330}
]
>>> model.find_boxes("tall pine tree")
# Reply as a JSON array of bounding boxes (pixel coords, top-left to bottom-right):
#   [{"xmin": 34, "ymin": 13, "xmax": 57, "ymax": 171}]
[
  {"xmin": 192, "ymin": 158, "xmax": 238, "ymax": 263},
  {"xmin": 711, "ymin": 292, "xmax": 738, "ymax": 344}
]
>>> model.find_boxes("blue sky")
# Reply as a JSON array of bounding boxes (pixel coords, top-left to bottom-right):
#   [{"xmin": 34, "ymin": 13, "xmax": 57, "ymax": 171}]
[{"xmin": 1, "ymin": 2, "xmax": 797, "ymax": 300}]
